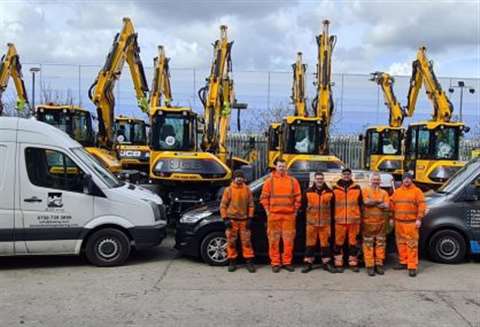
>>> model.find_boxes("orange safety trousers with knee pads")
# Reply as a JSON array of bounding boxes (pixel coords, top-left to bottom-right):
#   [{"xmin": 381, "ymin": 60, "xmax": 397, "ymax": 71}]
[
  {"xmin": 220, "ymin": 183, "xmax": 255, "ymax": 260},
  {"xmin": 362, "ymin": 186, "xmax": 390, "ymax": 268},
  {"xmin": 260, "ymin": 171, "xmax": 302, "ymax": 266},
  {"xmin": 304, "ymin": 186, "xmax": 334, "ymax": 264},
  {"xmin": 390, "ymin": 185, "xmax": 426, "ymax": 270},
  {"xmin": 333, "ymin": 182, "xmax": 362, "ymax": 267},
  {"xmin": 225, "ymin": 220, "xmax": 254, "ymax": 260}
]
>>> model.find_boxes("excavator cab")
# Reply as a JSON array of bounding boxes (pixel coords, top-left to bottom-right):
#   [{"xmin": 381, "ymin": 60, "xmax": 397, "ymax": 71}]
[
  {"xmin": 404, "ymin": 121, "xmax": 467, "ymax": 187},
  {"xmin": 363, "ymin": 126, "xmax": 404, "ymax": 176},
  {"xmin": 150, "ymin": 108, "xmax": 197, "ymax": 152},
  {"xmin": 114, "ymin": 116, "xmax": 150, "ymax": 171},
  {"xmin": 36, "ymin": 105, "xmax": 95, "ymax": 147}
]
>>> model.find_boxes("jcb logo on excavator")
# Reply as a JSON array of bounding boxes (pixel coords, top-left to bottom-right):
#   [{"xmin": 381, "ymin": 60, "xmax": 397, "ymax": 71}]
[{"xmin": 120, "ymin": 150, "xmax": 142, "ymax": 158}]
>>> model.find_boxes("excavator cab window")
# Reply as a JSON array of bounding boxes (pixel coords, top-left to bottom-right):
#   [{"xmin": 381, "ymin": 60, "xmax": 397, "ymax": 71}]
[
  {"xmin": 406, "ymin": 125, "xmax": 460, "ymax": 161},
  {"xmin": 151, "ymin": 111, "xmax": 196, "ymax": 152},
  {"xmin": 114, "ymin": 120, "xmax": 147, "ymax": 145},
  {"xmin": 37, "ymin": 109, "xmax": 94, "ymax": 147},
  {"xmin": 267, "ymin": 125, "xmax": 280, "ymax": 151},
  {"xmin": 366, "ymin": 129, "xmax": 402, "ymax": 156},
  {"xmin": 284, "ymin": 121, "xmax": 322, "ymax": 155}
]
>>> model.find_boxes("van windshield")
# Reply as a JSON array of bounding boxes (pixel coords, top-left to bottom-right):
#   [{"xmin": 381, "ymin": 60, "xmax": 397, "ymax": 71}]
[
  {"xmin": 72, "ymin": 148, "xmax": 123, "ymax": 188},
  {"xmin": 437, "ymin": 159, "xmax": 480, "ymax": 194}
]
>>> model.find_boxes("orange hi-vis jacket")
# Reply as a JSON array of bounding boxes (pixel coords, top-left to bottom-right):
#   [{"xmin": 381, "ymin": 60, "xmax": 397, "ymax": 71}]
[
  {"xmin": 260, "ymin": 171, "xmax": 302, "ymax": 216},
  {"xmin": 220, "ymin": 182, "xmax": 254, "ymax": 220},
  {"xmin": 305, "ymin": 185, "xmax": 335, "ymax": 226},
  {"xmin": 333, "ymin": 181, "xmax": 363, "ymax": 224},
  {"xmin": 390, "ymin": 184, "xmax": 426, "ymax": 222},
  {"xmin": 363, "ymin": 186, "xmax": 390, "ymax": 224}
]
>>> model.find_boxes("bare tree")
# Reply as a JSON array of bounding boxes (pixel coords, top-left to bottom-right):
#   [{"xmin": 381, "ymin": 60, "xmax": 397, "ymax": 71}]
[{"xmin": 40, "ymin": 82, "xmax": 75, "ymax": 105}]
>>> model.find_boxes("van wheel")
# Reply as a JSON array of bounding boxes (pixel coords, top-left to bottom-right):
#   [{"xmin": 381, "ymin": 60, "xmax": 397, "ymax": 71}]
[
  {"xmin": 200, "ymin": 231, "xmax": 228, "ymax": 266},
  {"xmin": 85, "ymin": 228, "xmax": 131, "ymax": 267},
  {"xmin": 428, "ymin": 229, "xmax": 466, "ymax": 264}
]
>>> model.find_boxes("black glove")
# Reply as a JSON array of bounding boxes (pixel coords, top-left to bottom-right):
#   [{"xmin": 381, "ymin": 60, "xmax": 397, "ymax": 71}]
[
  {"xmin": 246, "ymin": 219, "xmax": 253, "ymax": 230},
  {"xmin": 224, "ymin": 219, "xmax": 232, "ymax": 229}
]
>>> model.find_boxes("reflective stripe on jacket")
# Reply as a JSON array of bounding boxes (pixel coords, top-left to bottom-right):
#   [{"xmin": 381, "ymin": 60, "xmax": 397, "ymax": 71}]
[
  {"xmin": 260, "ymin": 171, "xmax": 302, "ymax": 215},
  {"xmin": 220, "ymin": 182, "xmax": 254, "ymax": 219},
  {"xmin": 305, "ymin": 185, "xmax": 334, "ymax": 226},
  {"xmin": 390, "ymin": 184, "xmax": 426, "ymax": 222},
  {"xmin": 333, "ymin": 181, "xmax": 362, "ymax": 224},
  {"xmin": 363, "ymin": 186, "xmax": 390, "ymax": 224}
]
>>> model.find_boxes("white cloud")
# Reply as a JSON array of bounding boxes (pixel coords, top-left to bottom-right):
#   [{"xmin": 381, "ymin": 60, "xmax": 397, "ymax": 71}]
[{"xmin": 387, "ymin": 62, "xmax": 411, "ymax": 76}]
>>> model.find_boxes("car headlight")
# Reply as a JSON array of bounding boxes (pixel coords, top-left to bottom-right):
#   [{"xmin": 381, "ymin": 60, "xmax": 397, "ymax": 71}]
[{"xmin": 179, "ymin": 210, "xmax": 213, "ymax": 224}]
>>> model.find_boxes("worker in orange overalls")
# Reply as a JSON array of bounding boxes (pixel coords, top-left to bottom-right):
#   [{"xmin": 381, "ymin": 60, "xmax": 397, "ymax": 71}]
[
  {"xmin": 301, "ymin": 171, "xmax": 335, "ymax": 273},
  {"xmin": 362, "ymin": 172, "xmax": 390, "ymax": 277},
  {"xmin": 333, "ymin": 168, "xmax": 363, "ymax": 273},
  {"xmin": 220, "ymin": 170, "xmax": 255, "ymax": 273},
  {"xmin": 260, "ymin": 159, "xmax": 302, "ymax": 273},
  {"xmin": 390, "ymin": 172, "xmax": 426, "ymax": 277}
]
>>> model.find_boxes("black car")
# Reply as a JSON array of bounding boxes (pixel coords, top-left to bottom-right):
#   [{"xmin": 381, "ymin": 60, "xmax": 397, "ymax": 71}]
[
  {"xmin": 175, "ymin": 171, "xmax": 397, "ymax": 266},
  {"xmin": 421, "ymin": 157, "xmax": 480, "ymax": 264}
]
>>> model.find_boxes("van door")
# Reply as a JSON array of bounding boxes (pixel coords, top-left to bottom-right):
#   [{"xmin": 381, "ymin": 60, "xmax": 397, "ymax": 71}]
[
  {"xmin": 18, "ymin": 145, "xmax": 94, "ymax": 254},
  {"xmin": 463, "ymin": 174, "xmax": 480, "ymax": 253},
  {"xmin": 0, "ymin": 143, "xmax": 14, "ymax": 255}
]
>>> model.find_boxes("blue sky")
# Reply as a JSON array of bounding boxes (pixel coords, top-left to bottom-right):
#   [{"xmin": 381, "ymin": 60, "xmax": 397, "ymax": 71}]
[{"xmin": 1, "ymin": 0, "xmax": 479, "ymax": 134}]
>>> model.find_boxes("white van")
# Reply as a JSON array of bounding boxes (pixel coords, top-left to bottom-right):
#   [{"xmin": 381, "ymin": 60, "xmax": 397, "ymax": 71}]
[{"xmin": 0, "ymin": 117, "xmax": 167, "ymax": 266}]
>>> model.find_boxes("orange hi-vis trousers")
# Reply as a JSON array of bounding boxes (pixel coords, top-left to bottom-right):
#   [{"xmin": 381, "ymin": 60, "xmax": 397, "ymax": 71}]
[
  {"xmin": 267, "ymin": 214, "xmax": 296, "ymax": 266},
  {"xmin": 395, "ymin": 221, "xmax": 419, "ymax": 270},
  {"xmin": 225, "ymin": 220, "xmax": 254, "ymax": 260},
  {"xmin": 305, "ymin": 225, "xmax": 331, "ymax": 264},
  {"xmin": 362, "ymin": 222, "xmax": 386, "ymax": 268},
  {"xmin": 334, "ymin": 223, "xmax": 360, "ymax": 267}
]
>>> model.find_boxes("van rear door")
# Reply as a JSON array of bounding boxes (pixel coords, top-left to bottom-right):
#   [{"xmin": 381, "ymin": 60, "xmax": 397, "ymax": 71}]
[
  {"xmin": 0, "ymin": 142, "xmax": 15, "ymax": 255},
  {"xmin": 18, "ymin": 144, "xmax": 94, "ymax": 254}
]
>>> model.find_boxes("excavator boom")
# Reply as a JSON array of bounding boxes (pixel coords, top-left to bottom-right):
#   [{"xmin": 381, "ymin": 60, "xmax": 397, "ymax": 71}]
[
  {"xmin": 149, "ymin": 45, "xmax": 172, "ymax": 112},
  {"xmin": 89, "ymin": 17, "xmax": 149, "ymax": 148},
  {"xmin": 291, "ymin": 52, "xmax": 307, "ymax": 117},
  {"xmin": 0, "ymin": 43, "xmax": 29, "ymax": 115},
  {"xmin": 370, "ymin": 72, "xmax": 406, "ymax": 128}
]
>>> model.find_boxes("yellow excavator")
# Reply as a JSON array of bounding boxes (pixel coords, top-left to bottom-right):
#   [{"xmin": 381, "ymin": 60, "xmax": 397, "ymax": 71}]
[
  {"xmin": 89, "ymin": 17, "xmax": 150, "ymax": 177},
  {"xmin": 404, "ymin": 46, "xmax": 469, "ymax": 188},
  {"xmin": 267, "ymin": 20, "xmax": 343, "ymax": 173},
  {"xmin": 0, "ymin": 43, "xmax": 29, "ymax": 115},
  {"xmin": 362, "ymin": 72, "xmax": 412, "ymax": 178},
  {"xmin": 149, "ymin": 26, "xmax": 250, "ymax": 219}
]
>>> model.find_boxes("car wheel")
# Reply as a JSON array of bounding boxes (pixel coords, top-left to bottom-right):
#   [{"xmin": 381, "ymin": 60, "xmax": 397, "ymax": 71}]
[
  {"xmin": 428, "ymin": 229, "xmax": 466, "ymax": 264},
  {"xmin": 85, "ymin": 228, "xmax": 131, "ymax": 267},
  {"xmin": 200, "ymin": 231, "xmax": 228, "ymax": 266}
]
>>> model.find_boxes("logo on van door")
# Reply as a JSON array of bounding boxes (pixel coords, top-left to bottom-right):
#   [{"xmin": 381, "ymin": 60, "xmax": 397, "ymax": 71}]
[{"xmin": 48, "ymin": 192, "xmax": 63, "ymax": 208}]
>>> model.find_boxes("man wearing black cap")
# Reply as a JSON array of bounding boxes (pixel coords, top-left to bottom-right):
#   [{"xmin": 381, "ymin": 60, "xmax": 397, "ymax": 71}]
[{"xmin": 220, "ymin": 170, "xmax": 256, "ymax": 272}]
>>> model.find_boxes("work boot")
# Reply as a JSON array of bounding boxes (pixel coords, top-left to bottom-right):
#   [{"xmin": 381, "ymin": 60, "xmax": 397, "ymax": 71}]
[
  {"xmin": 366, "ymin": 267, "xmax": 375, "ymax": 277},
  {"xmin": 283, "ymin": 265, "xmax": 295, "ymax": 272},
  {"xmin": 228, "ymin": 260, "xmax": 237, "ymax": 272},
  {"xmin": 246, "ymin": 260, "xmax": 256, "ymax": 273},
  {"xmin": 335, "ymin": 266, "xmax": 344, "ymax": 273},
  {"xmin": 393, "ymin": 263, "xmax": 407, "ymax": 270},
  {"xmin": 408, "ymin": 269, "xmax": 417, "ymax": 277},
  {"xmin": 375, "ymin": 265, "xmax": 385, "ymax": 275},
  {"xmin": 323, "ymin": 262, "xmax": 335, "ymax": 273},
  {"xmin": 272, "ymin": 265, "xmax": 281, "ymax": 273},
  {"xmin": 301, "ymin": 263, "xmax": 313, "ymax": 273},
  {"xmin": 350, "ymin": 266, "xmax": 360, "ymax": 273}
]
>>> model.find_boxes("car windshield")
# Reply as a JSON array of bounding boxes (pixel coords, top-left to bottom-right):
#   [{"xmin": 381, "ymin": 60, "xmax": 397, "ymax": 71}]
[
  {"xmin": 437, "ymin": 158, "xmax": 480, "ymax": 194},
  {"xmin": 151, "ymin": 112, "xmax": 195, "ymax": 151},
  {"xmin": 114, "ymin": 120, "xmax": 147, "ymax": 145},
  {"xmin": 72, "ymin": 147, "xmax": 123, "ymax": 188}
]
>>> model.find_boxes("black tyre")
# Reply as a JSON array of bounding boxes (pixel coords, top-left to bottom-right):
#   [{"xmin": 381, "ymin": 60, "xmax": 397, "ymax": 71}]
[
  {"xmin": 200, "ymin": 231, "xmax": 228, "ymax": 266},
  {"xmin": 85, "ymin": 228, "xmax": 131, "ymax": 267},
  {"xmin": 428, "ymin": 229, "xmax": 467, "ymax": 264}
]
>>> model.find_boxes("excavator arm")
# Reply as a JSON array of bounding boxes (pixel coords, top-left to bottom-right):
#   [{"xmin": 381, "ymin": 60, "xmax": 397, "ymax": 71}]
[
  {"xmin": 291, "ymin": 52, "xmax": 307, "ymax": 117},
  {"xmin": 89, "ymin": 17, "xmax": 149, "ymax": 148},
  {"xmin": 198, "ymin": 25, "xmax": 238, "ymax": 163},
  {"xmin": 149, "ymin": 45, "xmax": 172, "ymax": 113},
  {"xmin": 313, "ymin": 20, "xmax": 336, "ymax": 125},
  {"xmin": 370, "ymin": 72, "xmax": 405, "ymax": 128},
  {"xmin": 406, "ymin": 46, "xmax": 454, "ymax": 122},
  {"xmin": 0, "ymin": 43, "xmax": 29, "ymax": 115}
]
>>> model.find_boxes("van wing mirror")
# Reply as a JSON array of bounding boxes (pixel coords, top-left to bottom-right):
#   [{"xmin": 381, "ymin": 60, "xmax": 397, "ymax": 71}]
[{"xmin": 463, "ymin": 185, "xmax": 479, "ymax": 202}]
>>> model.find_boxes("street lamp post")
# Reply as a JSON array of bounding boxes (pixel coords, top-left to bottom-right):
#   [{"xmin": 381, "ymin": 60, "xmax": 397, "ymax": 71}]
[
  {"xmin": 449, "ymin": 80, "xmax": 475, "ymax": 121},
  {"xmin": 29, "ymin": 67, "xmax": 41, "ymax": 111}
]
